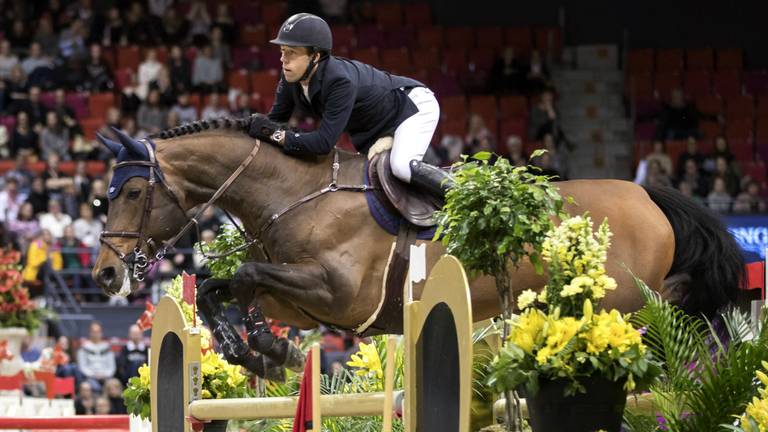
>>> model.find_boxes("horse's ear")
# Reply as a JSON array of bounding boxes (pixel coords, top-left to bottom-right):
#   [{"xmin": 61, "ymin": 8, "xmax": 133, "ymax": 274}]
[
  {"xmin": 111, "ymin": 126, "xmax": 147, "ymax": 157},
  {"xmin": 96, "ymin": 133, "xmax": 122, "ymax": 157}
]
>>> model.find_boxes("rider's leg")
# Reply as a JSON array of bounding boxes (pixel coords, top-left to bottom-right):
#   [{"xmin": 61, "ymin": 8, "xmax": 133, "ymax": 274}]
[{"xmin": 389, "ymin": 87, "xmax": 453, "ymax": 198}]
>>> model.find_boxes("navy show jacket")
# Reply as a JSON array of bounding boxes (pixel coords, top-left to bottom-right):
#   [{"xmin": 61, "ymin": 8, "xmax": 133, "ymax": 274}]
[{"xmin": 267, "ymin": 56, "xmax": 425, "ymax": 155}]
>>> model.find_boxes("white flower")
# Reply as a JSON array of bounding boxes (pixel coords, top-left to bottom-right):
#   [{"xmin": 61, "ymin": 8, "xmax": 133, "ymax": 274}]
[{"xmin": 517, "ymin": 289, "xmax": 538, "ymax": 310}]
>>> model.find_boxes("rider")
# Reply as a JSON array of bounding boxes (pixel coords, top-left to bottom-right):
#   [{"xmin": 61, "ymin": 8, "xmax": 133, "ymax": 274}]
[{"xmin": 247, "ymin": 13, "xmax": 451, "ymax": 198}]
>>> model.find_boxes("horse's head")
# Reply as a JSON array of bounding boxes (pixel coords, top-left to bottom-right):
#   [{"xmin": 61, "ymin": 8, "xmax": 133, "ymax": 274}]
[{"xmin": 92, "ymin": 129, "xmax": 189, "ymax": 296}]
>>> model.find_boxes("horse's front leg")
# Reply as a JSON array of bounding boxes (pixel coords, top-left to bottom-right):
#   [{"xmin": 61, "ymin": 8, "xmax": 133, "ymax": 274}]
[{"xmin": 230, "ymin": 261, "xmax": 334, "ymax": 372}]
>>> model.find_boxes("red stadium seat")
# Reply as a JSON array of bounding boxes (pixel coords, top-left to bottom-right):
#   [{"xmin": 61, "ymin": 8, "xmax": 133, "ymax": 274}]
[
  {"xmin": 699, "ymin": 121, "xmax": 722, "ymax": 140},
  {"xmin": 717, "ymin": 48, "xmax": 743, "ymax": 71},
  {"xmin": 404, "ymin": 3, "xmax": 432, "ymax": 26},
  {"xmin": 80, "ymin": 117, "xmax": 102, "ymax": 140},
  {"xmin": 499, "ymin": 95, "xmax": 528, "ymax": 119},
  {"xmin": 65, "ymin": 92, "xmax": 89, "ymax": 119},
  {"xmin": 504, "ymin": 27, "xmax": 533, "ymax": 55},
  {"xmin": 686, "ymin": 48, "xmax": 714, "ymax": 70},
  {"xmin": 115, "ymin": 68, "xmax": 135, "ymax": 91},
  {"xmin": 745, "ymin": 71, "xmax": 768, "ymax": 96},
  {"xmin": 627, "ymin": 49, "xmax": 654, "ymax": 74},
  {"xmin": 713, "ymin": 70, "xmax": 743, "ymax": 98},
  {"xmin": 88, "ymin": 93, "xmax": 115, "ymax": 119},
  {"xmin": 726, "ymin": 95, "xmax": 755, "ymax": 120},
  {"xmin": 725, "ymin": 118, "xmax": 754, "ymax": 142},
  {"xmin": 442, "ymin": 49, "xmax": 468, "ymax": 76},
  {"xmin": 380, "ymin": 48, "xmax": 411, "ymax": 74},
  {"xmin": 626, "ymin": 73, "xmax": 654, "ymax": 100},
  {"xmin": 440, "ymin": 95, "xmax": 467, "ymax": 134},
  {"xmin": 756, "ymin": 118, "xmax": 768, "ymax": 144},
  {"xmin": 742, "ymin": 160, "xmax": 767, "ymax": 184},
  {"xmin": 331, "ymin": 25, "xmax": 356, "ymax": 49},
  {"xmin": 468, "ymin": 95, "xmax": 497, "ymax": 131},
  {"xmin": 232, "ymin": 47, "xmax": 261, "ymax": 70},
  {"xmin": 444, "ymin": 26, "xmax": 475, "ymax": 50},
  {"xmin": 654, "ymin": 72, "xmax": 682, "ymax": 100},
  {"xmin": 374, "ymin": 3, "xmax": 403, "ymax": 26},
  {"xmin": 476, "ymin": 26, "xmax": 504, "ymax": 49},
  {"xmin": 116, "ymin": 46, "xmax": 141, "ymax": 71},
  {"xmin": 250, "ymin": 69, "xmax": 280, "ymax": 99},
  {"xmin": 240, "ymin": 25, "xmax": 268, "ymax": 46},
  {"xmin": 499, "ymin": 118, "xmax": 527, "ymax": 144},
  {"xmin": 261, "ymin": 2, "xmax": 286, "ymax": 25},
  {"xmin": 728, "ymin": 138, "xmax": 754, "ymax": 163},
  {"xmin": 417, "ymin": 27, "xmax": 443, "ymax": 48},
  {"xmin": 356, "ymin": 24, "xmax": 385, "ymax": 49},
  {"xmin": 86, "ymin": 161, "xmax": 107, "ymax": 177},
  {"xmin": 757, "ymin": 96, "xmax": 768, "ymax": 118},
  {"xmin": 534, "ymin": 26, "xmax": 562, "ymax": 56},
  {"xmin": 351, "ymin": 47, "xmax": 380, "ymax": 67},
  {"xmin": 696, "ymin": 95, "xmax": 724, "ymax": 116},
  {"xmin": 468, "ymin": 48, "xmax": 496, "ymax": 74},
  {"xmin": 228, "ymin": 70, "xmax": 250, "ymax": 92},
  {"xmin": 410, "ymin": 48, "xmax": 440, "ymax": 68},
  {"xmin": 656, "ymin": 48, "xmax": 684, "ymax": 72},
  {"xmin": 101, "ymin": 48, "xmax": 116, "ymax": 71},
  {"xmin": 666, "ymin": 140, "xmax": 689, "ymax": 167},
  {"xmin": 683, "ymin": 70, "xmax": 711, "ymax": 97}
]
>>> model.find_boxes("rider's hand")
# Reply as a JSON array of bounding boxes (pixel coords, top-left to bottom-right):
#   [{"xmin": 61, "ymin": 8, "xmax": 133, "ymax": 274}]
[{"xmin": 248, "ymin": 114, "xmax": 283, "ymax": 146}]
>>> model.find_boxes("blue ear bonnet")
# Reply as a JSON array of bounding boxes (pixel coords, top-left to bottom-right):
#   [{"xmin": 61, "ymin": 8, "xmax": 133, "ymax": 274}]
[{"xmin": 97, "ymin": 129, "xmax": 165, "ymax": 200}]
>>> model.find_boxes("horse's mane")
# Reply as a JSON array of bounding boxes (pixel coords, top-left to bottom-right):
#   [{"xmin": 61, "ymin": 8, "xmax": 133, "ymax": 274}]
[{"xmin": 149, "ymin": 116, "xmax": 252, "ymax": 140}]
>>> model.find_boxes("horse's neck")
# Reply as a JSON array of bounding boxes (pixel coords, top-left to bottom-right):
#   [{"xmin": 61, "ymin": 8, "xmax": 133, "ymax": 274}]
[{"xmin": 157, "ymin": 133, "xmax": 366, "ymax": 230}]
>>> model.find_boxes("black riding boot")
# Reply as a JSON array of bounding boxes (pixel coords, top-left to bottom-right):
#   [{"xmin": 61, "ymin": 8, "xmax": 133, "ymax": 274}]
[{"xmin": 409, "ymin": 160, "xmax": 454, "ymax": 200}]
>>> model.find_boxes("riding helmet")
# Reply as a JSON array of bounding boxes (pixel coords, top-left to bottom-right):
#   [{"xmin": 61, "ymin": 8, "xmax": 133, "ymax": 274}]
[{"xmin": 270, "ymin": 13, "xmax": 333, "ymax": 52}]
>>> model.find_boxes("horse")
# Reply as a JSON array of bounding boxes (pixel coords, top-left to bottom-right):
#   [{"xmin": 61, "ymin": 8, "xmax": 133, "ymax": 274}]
[{"xmin": 91, "ymin": 117, "xmax": 744, "ymax": 376}]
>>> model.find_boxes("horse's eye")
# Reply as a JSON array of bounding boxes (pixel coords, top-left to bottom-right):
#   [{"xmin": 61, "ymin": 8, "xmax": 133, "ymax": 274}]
[{"xmin": 126, "ymin": 189, "xmax": 141, "ymax": 200}]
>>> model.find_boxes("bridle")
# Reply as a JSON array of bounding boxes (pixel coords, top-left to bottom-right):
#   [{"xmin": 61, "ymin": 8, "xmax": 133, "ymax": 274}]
[{"xmin": 99, "ymin": 138, "xmax": 261, "ymax": 281}]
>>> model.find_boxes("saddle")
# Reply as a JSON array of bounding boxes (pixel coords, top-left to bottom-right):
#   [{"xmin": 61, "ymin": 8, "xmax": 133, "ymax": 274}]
[{"xmin": 367, "ymin": 137, "xmax": 443, "ymax": 227}]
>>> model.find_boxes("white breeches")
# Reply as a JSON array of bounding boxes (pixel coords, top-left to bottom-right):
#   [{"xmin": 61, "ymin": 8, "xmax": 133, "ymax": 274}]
[{"xmin": 390, "ymin": 87, "xmax": 441, "ymax": 182}]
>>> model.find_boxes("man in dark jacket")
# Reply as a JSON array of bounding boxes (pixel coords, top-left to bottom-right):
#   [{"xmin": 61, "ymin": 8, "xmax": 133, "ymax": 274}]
[{"xmin": 248, "ymin": 13, "xmax": 449, "ymax": 198}]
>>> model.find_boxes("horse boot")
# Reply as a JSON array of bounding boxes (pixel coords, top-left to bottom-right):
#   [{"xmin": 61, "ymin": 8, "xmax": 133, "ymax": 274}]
[
  {"xmin": 409, "ymin": 159, "xmax": 454, "ymax": 201},
  {"xmin": 196, "ymin": 284, "xmax": 281, "ymax": 379},
  {"xmin": 243, "ymin": 303, "xmax": 305, "ymax": 373}
]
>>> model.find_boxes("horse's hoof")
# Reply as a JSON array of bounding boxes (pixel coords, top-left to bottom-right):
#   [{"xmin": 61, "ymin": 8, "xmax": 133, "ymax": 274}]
[
  {"xmin": 282, "ymin": 341, "xmax": 306, "ymax": 373},
  {"xmin": 263, "ymin": 363, "xmax": 286, "ymax": 382}
]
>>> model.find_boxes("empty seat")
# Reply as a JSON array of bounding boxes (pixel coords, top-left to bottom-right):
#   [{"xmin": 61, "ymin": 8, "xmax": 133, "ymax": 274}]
[
  {"xmin": 331, "ymin": 25, "xmax": 356, "ymax": 49},
  {"xmin": 686, "ymin": 48, "xmax": 714, "ymax": 70},
  {"xmin": 65, "ymin": 92, "xmax": 89, "ymax": 119},
  {"xmin": 683, "ymin": 70, "xmax": 711, "ymax": 96},
  {"xmin": 352, "ymin": 47, "xmax": 380, "ymax": 66},
  {"xmin": 713, "ymin": 70, "xmax": 743, "ymax": 97},
  {"xmin": 476, "ymin": 26, "xmax": 504, "ymax": 49},
  {"xmin": 744, "ymin": 71, "xmax": 768, "ymax": 96},
  {"xmin": 384, "ymin": 27, "xmax": 414, "ymax": 49},
  {"xmin": 627, "ymin": 49, "xmax": 654, "ymax": 74},
  {"xmin": 417, "ymin": 27, "xmax": 443, "ymax": 48},
  {"xmin": 726, "ymin": 95, "xmax": 755, "ymax": 120},
  {"xmin": 444, "ymin": 26, "xmax": 475, "ymax": 50},
  {"xmin": 116, "ymin": 46, "xmax": 141, "ymax": 71},
  {"xmin": 696, "ymin": 95, "xmax": 724, "ymax": 116},
  {"xmin": 228, "ymin": 70, "xmax": 250, "ymax": 92},
  {"xmin": 404, "ymin": 3, "xmax": 432, "ymax": 26},
  {"xmin": 742, "ymin": 160, "xmax": 767, "ymax": 184},
  {"xmin": 534, "ymin": 26, "xmax": 562, "ymax": 56},
  {"xmin": 699, "ymin": 120, "xmax": 722, "ymax": 140},
  {"xmin": 250, "ymin": 69, "xmax": 280, "ymax": 98},
  {"xmin": 442, "ymin": 49, "xmax": 467, "ymax": 75},
  {"xmin": 504, "ymin": 27, "xmax": 533, "ymax": 55},
  {"xmin": 80, "ymin": 117, "xmax": 102, "ymax": 140},
  {"xmin": 261, "ymin": 2, "xmax": 286, "ymax": 25},
  {"xmin": 717, "ymin": 48, "xmax": 743, "ymax": 71},
  {"xmin": 758, "ymin": 96, "xmax": 768, "ymax": 118},
  {"xmin": 232, "ymin": 47, "xmax": 261, "ymax": 70},
  {"xmin": 468, "ymin": 48, "xmax": 496, "ymax": 73},
  {"xmin": 499, "ymin": 118, "xmax": 527, "ymax": 144},
  {"xmin": 380, "ymin": 48, "xmax": 411, "ymax": 74},
  {"xmin": 468, "ymin": 95, "xmax": 497, "ymax": 130},
  {"xmin": 666, "ymin": 140, "xmax": 689, "ymax": 166},
  {"xmin": 88, "ymin": 92, "xmax": 115, "ymax": 118},
  {"xmin": 499, "ymin": 95, "xmax": 528, "ymax": 119},
  {"xmin": 410, "ymin": 48, "xmax": 440, "ymax": 68},
  {"xmin": 725, "ymin": 118, "xmax": 754, "ymax": 142},
  {"xmin": 374, "ymin": 3, "xmax": 403, "ymax": 26},
  {"xmin": 626, "ymin": 73, "xmax": 654, "ymax": 100},
  {"xmin": 656, "ymin": 48, "xmax": 684, "ymax": 72},
  {"xmin": 356, "ymin": 24, "xmax": 385, "ymax": 49},
  {"xmin": 728, "ymin": 138, "xmax": 754, "ymax": 162},
  {"xmin": 654, "ymin": 72, "xmax": 682, "ymax": 100}
]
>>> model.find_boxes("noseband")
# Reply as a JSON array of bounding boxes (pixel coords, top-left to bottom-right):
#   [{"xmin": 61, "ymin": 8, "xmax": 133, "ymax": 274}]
[{"xmin": 99, "ymin": 138, "xmax": 261, "ymax": 281}]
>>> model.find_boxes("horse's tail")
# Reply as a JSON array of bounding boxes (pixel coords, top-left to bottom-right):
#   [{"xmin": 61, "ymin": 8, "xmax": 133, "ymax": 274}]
[{"xmin": 643, "ymin": 185, "xmax": 744, "ymax": 318}]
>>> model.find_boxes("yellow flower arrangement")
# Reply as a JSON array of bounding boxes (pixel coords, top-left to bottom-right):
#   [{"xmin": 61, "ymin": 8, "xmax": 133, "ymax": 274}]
[
  {"xmin": 735, "ymin": 361, "xmax": 768, "ymax": 432},
  {"xmin": 347, "ymin": 341, "xmax": 384, "ymax": 380},
  {"xmin": 488, "ymin": 214, "xmax": 658, "ymax": 397},
  {"xmin": 123, "ymin": 276, "xmax": 254, "ymax": 420}
]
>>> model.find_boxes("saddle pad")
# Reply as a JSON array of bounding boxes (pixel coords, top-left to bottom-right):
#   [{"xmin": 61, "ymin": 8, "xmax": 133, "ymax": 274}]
[{"xmin": 364, "ymin": 159, "xmax": 437, "ymax": 240}]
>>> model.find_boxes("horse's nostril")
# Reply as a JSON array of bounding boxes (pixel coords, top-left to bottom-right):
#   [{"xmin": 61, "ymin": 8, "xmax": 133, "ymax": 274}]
[{"xmin": 98, "ymin": 267, "xmax": 117, "ymax": 287}]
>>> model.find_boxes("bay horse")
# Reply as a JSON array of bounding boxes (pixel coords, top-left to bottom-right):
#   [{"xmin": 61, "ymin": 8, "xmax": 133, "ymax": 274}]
[{"xmin": 91, "ymin": 117, "xmax": 743, "ymax": 376}]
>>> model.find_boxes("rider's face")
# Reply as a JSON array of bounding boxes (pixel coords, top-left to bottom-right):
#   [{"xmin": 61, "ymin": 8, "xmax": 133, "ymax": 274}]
[{"xmin": 280, "ymin": 46, "xmax": 314, "ymax": 83}]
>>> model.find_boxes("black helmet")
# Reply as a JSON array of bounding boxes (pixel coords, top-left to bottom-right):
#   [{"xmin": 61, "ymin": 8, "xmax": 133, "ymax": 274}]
[{"xmin": 270, "ymin": 13, "xmax": 332, "ymax": 53}]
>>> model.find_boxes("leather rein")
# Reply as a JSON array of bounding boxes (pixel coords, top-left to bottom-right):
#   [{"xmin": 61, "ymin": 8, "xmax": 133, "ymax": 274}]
[{"xmin": 99, "ymin": 139, "xmax": 375, "ymax": 282}]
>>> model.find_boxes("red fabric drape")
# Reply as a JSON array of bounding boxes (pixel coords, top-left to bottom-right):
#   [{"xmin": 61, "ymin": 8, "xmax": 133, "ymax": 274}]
[{"xmin": 292, "ymin": 351, "xmax": 314, "ymax": 432}]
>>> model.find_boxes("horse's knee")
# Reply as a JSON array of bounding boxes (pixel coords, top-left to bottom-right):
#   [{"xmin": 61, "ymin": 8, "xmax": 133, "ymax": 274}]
[{"xmin": 231, "ymin": 264, "xmax": 259, "ymax": 298}]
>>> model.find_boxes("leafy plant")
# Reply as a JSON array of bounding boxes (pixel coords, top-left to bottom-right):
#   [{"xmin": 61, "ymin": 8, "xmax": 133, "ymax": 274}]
[
  {"xmin": 623, "ymin": 279, "xmax": 768, "ymax": 432},
  {"xmin": 197, "ymin": 225, "xmax": 249, "ymax": 279}
]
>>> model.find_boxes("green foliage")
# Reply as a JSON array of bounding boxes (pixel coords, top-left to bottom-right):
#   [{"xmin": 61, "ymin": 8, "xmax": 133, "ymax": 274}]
[
  {"xmin": 433, "ymin": 153, "xmax": 567, "ymax": 282},
  {"xmin": 123, "ymin": 374, "xmax": 151, "ymax": 420},
  {"xmin": 623, "ymin": 277, "xmax": 768, "ymax": 432},
  {"xmin": 197, "ymin": 225, "xmax": 249, "ymax": 279}
]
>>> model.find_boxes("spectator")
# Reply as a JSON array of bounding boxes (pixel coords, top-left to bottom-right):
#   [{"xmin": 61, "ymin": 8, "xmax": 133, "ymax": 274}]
[
  {"xmin": 21, "ymin": 42, "xmax": 53, "ymax": 77},
  {"xmin": 0, "ymin": 177, "xmax": 25, "ymax": 223},
  {"xmin": 103, "ymin": 378, "xmax": 127, "ymax": 414},
  {"xmin": 151, "ymin": 66, "xmax": 176, "ymax": 107},
  {"xmin": 42, "ymin": 154, "xmax": 75, "ymax": 198},
  {"xmin": 60, "ymin": 183, "xmax": 80, "ymax": 220},
  {"xmin": 94, "ymin": 396, "xmax": 112, "ymax": 415},
  {"xmin": 137, "ymin": 49, "xmax": 163, "ymax": 100},
  {"xmin": 83, "ymin": 44, "xmax": 113, "ymax": 92},
  {"xmin": 528, "ymin": 88, "xmax": 570, "ymax": 149},
  {"xmin": 644, "ymin": 140, "xmax": 674, "ymax": 177},
  {"xmin": 8, "ymin": 202, "xmax": 39, "ymax": 251},
  {"xmin": 96, "ymin": 107, "xmax": 122, "ymax": 145},
  {"xmin": 543, "ymin": 133, "xmax": 569, "ymax": 179},
  {"xmin": 677, "ymin": 158, "xmax": 709, "ymax": 198},
  {"xmin": 186, "ymin": 0, "xmax": 212, "ymax": 44},
  {"xmin": 10, "ymin": 86, "xmax": 47, "ymax": 132},
  {"xmin": 0, "ymin": 40, "xmax": 19, "ymax": 80},
  {"xmin": 657, "ymin": 88, "xmax": 699, "ymax": 140},
  {"xmin": 464, "ymin": 113, "xmax": 494, "ymax": 153},
  {"xmin": 58, "ymin": 19, "xmax": 87, "ymax": 60},
  {"xmin": 100, "ymin": 7, "xmax": 126, "ymax": 47},
  {"xmin": 124, "ymin": 2, "xmax": 155, "ymax": 45},
  {"xmin": 73, "ymin": 202, "xmax": 102, "ymax": 248},
  {"xmin": 72, "ymin": 161, "xmax": 91, "ymax": 199},
  {"xmin": 232, "ymin": 93, "xmax": 253, "ymax": 118},
  {"xmin": 77, "ymin": 321, "xmax": 116, "ymax": 393},
  {"xmin": 436, "ymin": 134, "xmax": 464, "ymax": 165},
  {"xmin": 489, "ymin": 47, "xmax": 525, "ymax": 94},
  {"xmin": 675, "ymin": 137, "xmax": 707, "ymax": 179},
  {"xmin": 39, "ymin": 199, "xmax": 72, "ymax": 239},
  {"xmin": 137, "ymin": 89, "xmax": 168, "ymax": 135},
  {"xmin": 26, "ymin": 177, "xmax": 49, "ymax": 215},
  {"xmin": 707, "ymin": 177, "xmax": 733, "ymax": 213},
  {"xmin": 161, "ymin": 9, "xmax": 189, "ymax": 46},
  {"xmin": 51, "ymin": 89, "xmax": 80, "ymax": 135},
  {"xmin": 733, "ymin": 181, "xmax": 768, "ymax": 213},
  {"xmin": 33, "ymin": 16, "xmax": 59, "ymax": 58},
  {"xmin": 120, "ymin": 72, "xmax": 142, "ymax": 116},
  {"xmin": 40, "ymin": 111, "xmax": 71, "ymax": 161},
  {"xmin": 7, "ymin": 19, "xmax": 31, "ymax": 51},
  {"xmin": 168, "ymin": 45, "xmax": 192, "ymax": 93},
  {"xmin": 6, "ymin": 65, "xmax": 30, "ymax": 109},
  {"xmin": 505, "ymin": 135, "xmax": 528, "ymax": 167},
  {"xmin": 642, "ymin": 159, "xmax": 673, "ymax": 188},
  {"xmin": 148, "ymin": 0, "xmax": 174, "ymax": 18},
  {"xmin": 200, "ymin": 92, "xmax": 230, "ymax": 120},
  {"xmin": 60, "ymin": 224, "xmax": 90, "ymax": 287},
  {"xmin": 531, "ymin": 151, "xmax": 561, "ymax": 178},
  {"xmin": 319, "ymin": 0, "xmax": 349, "ymax": 25},
  {"xmin": 210, "ymin": 26, "xmax": 232, "ymax": 69},
  {"xmin": 170, "ymin": 92, "xmax": 198, "ymax": 125},
  {"xmin": 212, "ymin": 4, "xmax": 237, "ymax": 43},
  {"xmin": 0, "ymin": 126, "xmax": 9, "ymax": 158},
  {"xmin": 711, "ymin": 155, "xmax": 741, "ymax": 197},
  {"xmin": 53, "ymin": 335, "xmax": 81, "ymax": 383},
  {"xmin": 74, "ymin": 381, "xmax": 96, "ymax": 415},
  {"xmin": 116, "ymin": 324, "xmax": 148, "ymax": 385},
  {"xmin": 677, "ymin": 180, "xmax": 706, "ymax": 207},
  {"xmin": 22, "ymin": 229, "xmax": 62, "ymax": 287},
  {"xmin": 703, "ymin": 136, "xmax": 735, "ymax": 174},
  {"xmin": 525, "ymin": 50, "xmax": 550, "ymax": 94},
  {"xmin": 192, "ymin": 45, "xmax": 223, "ymax": 93},
  {"xmin": 10, "ymin": 111, "xmax": 39, "ymax": 158}
]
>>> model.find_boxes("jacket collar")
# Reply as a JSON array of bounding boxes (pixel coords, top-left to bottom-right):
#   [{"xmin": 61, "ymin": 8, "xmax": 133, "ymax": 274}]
[{"xmin": 301, "ymin": 56, "xmax": 329, "ymax": 101}]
